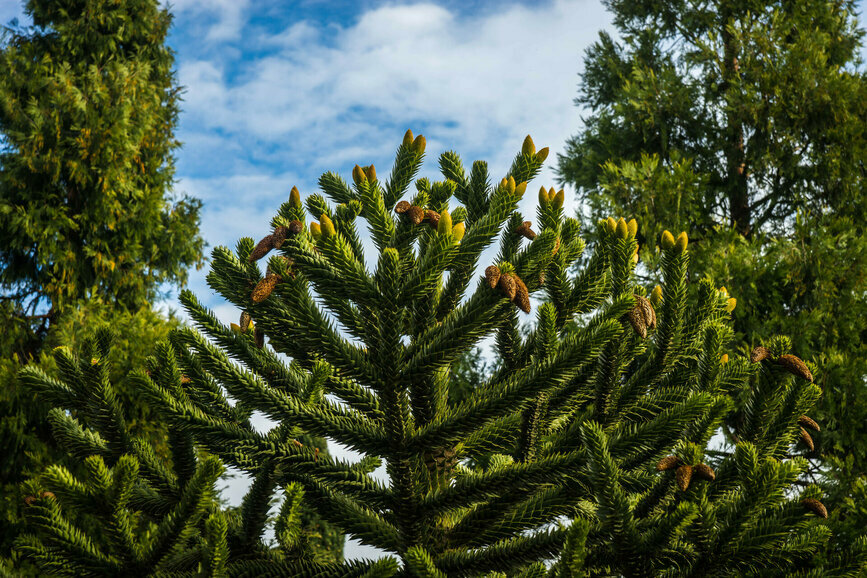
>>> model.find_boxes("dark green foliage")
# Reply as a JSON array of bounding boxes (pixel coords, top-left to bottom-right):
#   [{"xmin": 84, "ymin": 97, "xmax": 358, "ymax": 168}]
[
  {"xmin": 557, "ymin": 0, "xmax": 867, "ymax": 550},
  {"xmin": 17, "ymin": 133, "xmax": 862, "ymax": 575}
]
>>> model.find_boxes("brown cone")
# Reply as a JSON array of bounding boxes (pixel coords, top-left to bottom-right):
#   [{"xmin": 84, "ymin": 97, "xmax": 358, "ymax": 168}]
[
  {"xmin": 676, "ymin": 465, "xmax": 693, "ymax": 491},
  {"xmin": 255, "ymin": 327, "xmax": 265, "ymax": 349},
  {"xmin": 407, "ymin": 205, "xmax": 424, "ymax": 224},
  {"xmin": 249, "ymin": 234, "xmax": 276, "ymax": 262},
  {"xmin": 513, "ymin": 275, "xmax": 531, "ymax": 313},
  {"xmin": 777, "ymin": 354, "xmax": 813, "ymax": 382},
  {"xmin": 424, "ymin": 446, "xmax": 458, "ymax": 477},
  {"xmin": 750, "ymin": 346, "xmax": 771, "ymax": 363},
  {"xmin": 656, "ymin": 455, "xmax": 680, "ymax": 471},
  {"xmin": 485, "ymin": 265, "xmax": 501, "ymax": 289},
  {"xmin": 802, "ymin": 498, "xmax": 828, "ymax": 518},
  {"xmin": 498, "ymin": 274, "xmax": 517, "ymax": 300},
  {"xmin": 799, "ymin": 415, "xmax": 820, "ymax": 432},
  {"xmin": 694, "ymin": 463, "xmax": 716, "ymax": 481},
  {"xmin": 240, "ymin": 311, "xmax": 252, "ymax": 333},
  {"xmin": 634, "ymin": 294, "xmax": 656, "ymax": 330},
  {"xmin": 252, "ymin": 274, "xmax": 283, "ymax": 303},
  {"xmin": 799, "ymin": 427, "xmax": 815, "ymax": 452},
  {"xmin": 288, "ymin": 220, "xmax": 303, "ymax": 236},
  {"xmin": 425, "ymin": 209, "xmax": 441, "ymax": 229},
  {"xmin": 395, "ymin": 200, "xmax": 411, "ymax": 214},
  {"xmin": 627, "ymin": 307, "xmax": 647, "ymax": 339},
  {"xmin": 516, "ymin": 221, "xmax": 537, "ymax": 240}
]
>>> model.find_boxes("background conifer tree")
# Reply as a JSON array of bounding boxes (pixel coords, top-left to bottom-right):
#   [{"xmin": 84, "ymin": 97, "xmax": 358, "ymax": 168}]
[
  {"xmin": 0, "ymin": 0, "xmax": 208, "ymax": 561},
  {"xmin": 15, "ymin": 133, "xmax": 867, "ymax": 575},
  {"xmin": 556, "ymin": 0, "xmax": 867, "ymax": 546}
]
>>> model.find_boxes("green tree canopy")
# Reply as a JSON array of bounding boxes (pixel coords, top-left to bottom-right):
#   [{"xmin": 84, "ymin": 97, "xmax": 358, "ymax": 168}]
[{"xmin": 557, "ymin": 0, "xmax": 867, "ymax": 548}]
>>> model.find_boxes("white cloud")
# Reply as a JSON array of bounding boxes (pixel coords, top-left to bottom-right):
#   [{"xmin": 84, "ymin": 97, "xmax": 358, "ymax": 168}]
[{"xmin": 165, "ymin": 0, "xmax": 251, "ymax": 41}]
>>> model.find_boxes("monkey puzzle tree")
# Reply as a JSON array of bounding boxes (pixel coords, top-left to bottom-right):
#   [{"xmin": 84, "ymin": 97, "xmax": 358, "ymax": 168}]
[{"xmin": 13, "ymin": 133, "xmax": 867, "ymax": 575}]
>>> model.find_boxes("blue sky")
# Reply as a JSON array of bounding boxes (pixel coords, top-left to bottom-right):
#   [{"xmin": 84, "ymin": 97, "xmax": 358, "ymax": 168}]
[{"xmin": 2, "ymin": 0, "xmax": 866, "ymax": 561}]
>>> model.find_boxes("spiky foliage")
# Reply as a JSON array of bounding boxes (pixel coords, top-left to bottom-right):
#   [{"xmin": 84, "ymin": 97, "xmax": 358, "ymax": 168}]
[
  {"xmin": 19, "ymin": 133, "xmax": 867, "ymax": 575},
  {"xmin": 12, "ymin": 330, "xmax": 367, "ymax": 576}
]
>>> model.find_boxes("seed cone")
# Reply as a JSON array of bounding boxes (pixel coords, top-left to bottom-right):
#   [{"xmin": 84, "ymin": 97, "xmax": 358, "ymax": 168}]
[
  {"xmin": 252, "ymin": 274, "xmax": 283, "ymax": 303},
  {"xmin": 424, "ymin": 446, "xmax": 457, "ymax": 477},
  {"xmin": 407, "ymin": 205, "xmax": 425, "ymax": 225},
  {"xmin": 802, "ymin": 498, "xmax": 828, "ymax": 518},
  {"xmin": 254, "ymin": 327, "xmax": 265, "ymax": 349},
  {"xmin": 676, "ymin": 465, "xmax": 693, "ymax": 491},
  {"xmin": 240, "ymin": 311, "xmax": 252, "ymax": 333},
  {"xmin": 513, "ymin": 275, "xmax": 531, "ymax": 313},
  {"xmin": 288, "ymin": 220, "xmax": 303, "ymax": 236},
  {"xmin": 395, "ymin": 200, "xmax": 411, "ymax": 214},
  {"xmin": 777, "ymin": 354, "xmax": 813, "ymax": 382},
  {"xmin": 799, "ymin": 415, "xmax": 820, "ymax": 432},
  {"xmin": 516, "ymin": 221, "xmax": 537, "ymax": 240},
  {"xmin": 750, "ymin": 346, "xmax": 771, "ymax": 363},
  {"xmin": 249, "ymin": 234, "xmax": 275, "ymax": 262},
  {"xmin": 499, "ymin": 274, "xmax": 517, "ymax": 300},
  {"xmin": 425, "ymin": 209, "xmax": 441, "ymax": 229},
  {"xmin": 800, "ymin": 427, "xmax": 815, "ymax": 452},
  {"xmin": 634, "ymin": 294, "xmax": 656, "ymax": 330},
  {"xmin": 656, "ymin": 455, "xmax": 680, "ymax": 471},
  {"xmin": 485, "ymin": 265, "xmax": 501, "ymax": 289},
  {"xmin": 627, "ymin": 307, "xmax": 647, "ymax": 339},
  {"xmin": 694, "ymin": 463, "xmax": 716, "ymax": 481}
]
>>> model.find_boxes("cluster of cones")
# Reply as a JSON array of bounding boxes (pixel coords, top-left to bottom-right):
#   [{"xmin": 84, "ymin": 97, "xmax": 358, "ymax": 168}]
[
  {"xmin": 394, "ymin": 201, "xmax": 465, "ymax": 240},
  {"xmin": 656, "ymin": 456, "xmax": 715, "ymax": 491},
  {"xmin": 485, "ymin": 265, "xmax": 531, "ymax": 313},
  {"xmin": 231, "ymin": 310, "xmax": 265, "ymax": 349}
]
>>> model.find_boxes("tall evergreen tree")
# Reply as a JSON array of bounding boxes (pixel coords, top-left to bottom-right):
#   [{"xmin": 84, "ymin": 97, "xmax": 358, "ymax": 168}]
[
  {"xmin": 0, "ymin": 0, "xmax": 205, "ymax": 561},
  {"xmin": 13, "ymin": 133, "xmax": 867, "ymax": 575},
  {"xmin": 557, "ymin": 0, "xmax": 867, "ymax": 545}
]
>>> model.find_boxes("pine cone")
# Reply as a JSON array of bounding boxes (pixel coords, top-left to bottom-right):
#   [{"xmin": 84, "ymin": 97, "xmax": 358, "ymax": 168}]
[
  {"xmin": 287, "ymin": 220, "xmax": 304, "ymax": 236},
  {"xmin": 634, "ymin": 294, "xmax": 656, "ymax": 330},
  {"xmin": 799, "ymin": 415, "xmax": 820, "ymax": 432},
  {"xmin": 676, "ymin": 464, "xmax": 693, "ymax": 491},
  {"xmin": 627, "ymin": 307, "xmax": 647, "ymax": 339},
  {"xmin": 395, "ymin": 200, "xmax": 411, "ymax": 214},
  {"xmin": 513, "ymin": 275, "xmax": 531, "ymax": 313},
  {"xmin": 252, "ymin": 274, "xmax": 283, "ymax": 303},
  {"xmin": 802, "ymin": 498, "xmax": 828, "ymax": 519},
  {"xmin": 777, "ymin": 354, "xmax": 813, "ymax": 382},
  {"xmin": 485, "ymin": 265, "xmax": 501, "ymax": 289},
  {"xmin": 656, "ymin": 455, "xmax": 680, "ymax": 471},
  {"xmin": 799, "ymin": 427, "xmax": 815, "ymax": 452},
  {"xmin": 240, "ymin": 311, "xmax": 252, "ymax": 333},
  {"xmin": 255, "ymin": 327, "xmax": 265, "ymax": 349},
  {"xmin": 516, "ymin": 221, "xmax": 537, "ymax": 240},
  {"xmin": 750, "ymin": 346, "xmax": 771, "ymax": 363},
  {"xmin": 498, "ymin": 274, "xmax": 517, "ymax": 300},
  {"xmin": 424, "ymin": 446, "xmax": 457, "ymax": 477},
  {"xmin": 425, "ymin": 209, "xmax": 441, "ymax": 229},
  {"xmin": 249, "ymin": 234, "xmax": 276, "ymax": 262},
  {"xmin": 694, "ymin": 463, "xmax": 716, "ymax": 481},
  {"xmin": 407, "ymin": 205, "xmax": 424, "ymax": 225}
]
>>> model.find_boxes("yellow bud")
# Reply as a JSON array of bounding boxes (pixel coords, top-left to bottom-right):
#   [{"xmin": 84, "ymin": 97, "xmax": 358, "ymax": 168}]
[
  {"xmin": 289, "ymin": 186, "xmax": 301, "ymax": 208},
  {"xmin": 650, "ymin": 285, "xmax": 663, "ymax": 306},
  {"xmin": 452, "ymin": 222, "xmax": 465, "ymax": 241},
  {"xmin": 535, "ymin": 147, "xmax": 549, "ymax": 163},
  {"xmin": 310, "ymin": 222, "xmax": 321, "ymax": 240},
  {"xmin": 675, "ymin": 231, "xmax": 689, "ymax": 253},
  {"xmin": 438, "ymin": 209, "xmax": 452, "ymax": 236},
  {"xmin": 522, "ymin": 135, "xmax": 536, "ymax": 157},
  {"xmin": 403, "ymin": 129, "xmax": 414, "ymax": 147},
  {"xmin": 515, "ymin": 181, "xmax": 527, "ymax": 197},
  {"xmin": 365, "ymin": 164, "xmax": 377, "ymax": 182},
  {"xmin": 320, "ymin": 214, "xmax": 336, "ymax": 237},
  {"xmin": 539, "ymin": 186, "xmax": 550, "ymax": 206},
  {"xmin": 412, "ymin": 134, "xmax": 426, "ymax": 154},
  {"xmin": 627, "ymin": 218, "xmax": 638, "ymax": 238},
  {"xmin": 616, "ymin": 217, "xmax": 629, "ymax": 239},
  {"xmin": 661, "ymin": 230, "xmax": 675, "ymax": 250},
  {"xmin": 553, "ymin": 189, "xmax": 565, "ymax": 209},
  {"xmin": 721, "ymin": 354, "xmax": 729, "ymax": 364},
  {"xmin": 606, "ymin": 216, "xmax": 617, "ymax": 234},
  {"xmin": 352, "ymin": 164, "xmax": 367, "ymax": 185},
  {"xmin": 726, "ymin": 297, "xmax": 737, "ymax": 313},
  {"xmin": 719, "ymin": 286, "xmax": 728, "ymax": 298},
  {"xmin": 631, "ymin": 251, "xmax": 639, "ymax": 266},
  {"xmin": 230, "ymin": 323, "xmax": 242, "ymax": 333},
  {"xmin": 507, "ymin": 176, "xmax": 516, "ymax": 194}
]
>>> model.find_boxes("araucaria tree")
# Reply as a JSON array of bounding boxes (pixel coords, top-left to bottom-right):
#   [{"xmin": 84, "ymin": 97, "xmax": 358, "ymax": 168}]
[{"xmin": 16, "ymin": 133, "xmax": 867, "ymax": 575}]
